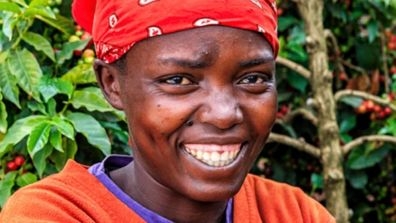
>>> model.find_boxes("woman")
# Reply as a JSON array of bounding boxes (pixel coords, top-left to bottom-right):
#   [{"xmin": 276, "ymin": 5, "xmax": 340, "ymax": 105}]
[{"xmin": 0, "ymin": 0, "xmax": 335, "ymax": 222}]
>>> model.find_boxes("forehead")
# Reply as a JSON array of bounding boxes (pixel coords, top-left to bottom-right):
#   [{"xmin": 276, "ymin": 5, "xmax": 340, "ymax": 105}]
[{"xmin": 124, "ymin": 26, "xmax": 274, "ymax": 65}]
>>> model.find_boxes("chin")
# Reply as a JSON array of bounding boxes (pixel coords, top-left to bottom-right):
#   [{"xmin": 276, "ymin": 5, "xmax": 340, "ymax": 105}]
[{"xmin": 183, "ymin": 175, "xmax": 247, "ymax": 203}]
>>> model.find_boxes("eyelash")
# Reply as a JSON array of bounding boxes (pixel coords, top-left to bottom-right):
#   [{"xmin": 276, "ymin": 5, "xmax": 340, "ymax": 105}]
[
  {"xmin": 160, "ymin": 75, "xmax": 194, "ymax": 85},
  {"xmin": 237, "ymin": 73, "xmax": 271, "ymax": 85}
]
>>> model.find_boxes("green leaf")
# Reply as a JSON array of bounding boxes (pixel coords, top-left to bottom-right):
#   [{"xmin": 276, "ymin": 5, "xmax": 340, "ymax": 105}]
[
  {"xmin": 11, "ymin": 0, "xmax": 27, "ymax": 6},
  {"xmin": 22, "ymin": 32, "xmax": 55, "ymax": 61},
  {"xmin": 27, "ymin": 122, "xmax": 52, "ymax": 157},
  {"xmin": 0, "ymin": 115, "xmax": 48, "ymax": 157},
  {"xmin": 346, "ymin": 170, "xmax": 368, "ymax": 189},
  {"xmin": 32, "ymin": 144, "xmax": 53, "ymax": 177},
  {"xmin": 289, "ymin": 26, "xmax": 306, "ymax": 45},
  {"xmin": 0, "ymin": 2, "xmax": 21, "ymax": 13},
  {"xmin": 380, "ymin": 118, "xmax": 396, "ymax": 135},
  {"xmin": 327, "ymin": 3, "xmax": 347, "ymax": 23},
  {"xmin": 64, "ymin": 138, "xmax": 77, "ymax": 159},
  {"xmin": 0, "ymin": 94, "xmax": 7, "ymax": 133},
  {"xmin": 340, "ymin": 133, "xmax": 352, "ymax": 144},
  {"xmin": 7, "ymin": 49, "xmax": 42, "ymax": 102},
  {"xmin": 61, "ymin": 63, "xmax": 96, "ymax": 84},
  {"xmin": 70, "ymin": 87, "xmax": 114, "ymax": 113},
  {"xmin": 278, "ymin": 16, "xmax": 299, "ymax": 32},
  {"xmin": 27, "ymin": 100, "xmax": 47, "ymax": 115},
  {"xmin": 391, "ymin": 0, "xmax": 396, "ymax": 8},
  {"xmin": 53, "ymin": 79, "xmax": 74, "ymax": 99},
  {"xmin": 38, "ymin": 76, "xmax": 74, "ymax": 102},
  {"xmin": 347, "ymin": 146, "xmax": 390, "ymax": 170},
  {"xmin": 25, "ymin": 1, "xmax": 55, "ymax": 19},
  {"xmin": 27, "ymin": 7, "xmax": 55, "ymax": 19},
  {"xmin": 57, "ymin": 39, "xmax": 90, "ymax": 65},
  {"xmin": 2, "ymin": 12, "xmax": 14, "ymax": 41},
  {"xmin": 37, "ymin": 77, "xmax": 56, "ymax": 103},
  {"xmin": 0, "ymin": 172, "xmax": 17, "ymax": 208},
  {"xmin": 16, "ymin": 173, "xmax": 38, "ymax": 187},
  {"xmin": 310, "ymin": 173, "xmax": 323, "ymax": 190},
  {"xmin": 35, "ymin": 14, "xmax": 75, "ymax": 35},
  {"xmin": 50, "ymin": 138, "xmax": 77, "ymax": 171},
  {"xmin": 367, "ymin": 20, "xmax": 378, "ymax": 43},
  {"xmin": 50, "ymin": 150, "xmax": 66, "ymax": 171},
  {"xmin": 0, "ymin": 62, "xmax": 20, "ymax": 108},
  {"xmin": 339, "ymin": 96, "xmax": 363, "ymax": 108},
  {"xmin": 49, "ymin": 129, "xmax": 63, "ymax": 152},
  {"xmin": 46, "ymin": 98, "xmax": 57, "ymax": 116},
  {"xmin": 50, "ymin": 116, "xmax": 75, "ymax": 140},
  {"xmin": 66, "ymin": 112, "xmax": 111, "ymax": 155},
  {"xmin": 287, "ymin": 72, "xmax": 308, "ymax": 93},
  {"xmin": 339, "ymin": 113, "xmax": 356, "ymax": 133},
  {"xmin": 0, "ymin": 51, "xmax": 8, "ymax": 63},
  {"xmin": 29, "ymin": 0, "xmax": 49, "ymax": 7},
  {"xmin": 100, "ymin": 121, "xmax": 129, "ymax": 143}
]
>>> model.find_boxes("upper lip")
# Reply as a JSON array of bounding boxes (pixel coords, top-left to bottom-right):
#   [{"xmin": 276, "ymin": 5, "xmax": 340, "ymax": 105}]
[{"xmin": 181, "ymin": 136, "xmax": 247, "ymax": 146}]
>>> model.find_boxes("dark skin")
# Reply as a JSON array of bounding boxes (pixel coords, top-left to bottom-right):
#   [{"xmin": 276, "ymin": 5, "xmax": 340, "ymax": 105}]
[{"xmin": 94, "ymin": 26, "xmax": 277, "ymax": 223}]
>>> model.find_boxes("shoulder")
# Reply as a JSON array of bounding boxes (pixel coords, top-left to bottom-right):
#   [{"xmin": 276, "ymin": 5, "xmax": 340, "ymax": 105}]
[
  {"xmin": 0, "ymin": 160, "xmax": 125, "ymax": 222},
  {"xmin": 233, "ymin": 174, "xmax": 336, "ymax": 223},
  {"xmin": 240, "ymin": 174, "xmax": 306, "ymax": 198}
]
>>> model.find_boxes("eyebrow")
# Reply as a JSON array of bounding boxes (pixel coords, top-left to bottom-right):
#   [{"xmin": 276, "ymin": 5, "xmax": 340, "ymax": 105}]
[
  {"xmin": 159, "ymin": 55, "xmax": 274, "ymax": 69},
  {"xmin": 239, "ymin": 57, "xmax": 274, "ymax": 68}
]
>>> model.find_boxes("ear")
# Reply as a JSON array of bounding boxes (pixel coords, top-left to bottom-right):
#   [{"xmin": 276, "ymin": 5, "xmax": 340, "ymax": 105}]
[{"xmin": 94, "ymin": 59, "xmax": 124, "ymax": 110}]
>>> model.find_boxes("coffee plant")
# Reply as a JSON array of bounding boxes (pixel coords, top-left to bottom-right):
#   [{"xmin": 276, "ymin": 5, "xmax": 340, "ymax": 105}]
[
  {"xmin": 252, "ymin": 0, "xmax": 396, "ymax": 222},
  {"xmin": 0, "ymin": 0, "xmax": 128, "ymax": 208}
]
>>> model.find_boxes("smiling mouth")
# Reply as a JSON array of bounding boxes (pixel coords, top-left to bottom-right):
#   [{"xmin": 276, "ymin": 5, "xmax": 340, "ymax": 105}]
[{"xmin": 184, "ymin": 144, "xmax": 242, "ymax": 167}]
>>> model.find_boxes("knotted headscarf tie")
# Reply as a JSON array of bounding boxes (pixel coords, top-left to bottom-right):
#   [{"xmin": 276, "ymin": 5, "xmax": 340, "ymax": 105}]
[{"xmin": 72, "ymin": 0, "xmax": 278, "ymax": 63}]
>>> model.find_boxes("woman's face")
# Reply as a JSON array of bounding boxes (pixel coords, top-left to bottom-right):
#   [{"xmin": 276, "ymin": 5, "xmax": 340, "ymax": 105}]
[{"xmin": 105, "ymin": 26, "xmax": 277, "ymax": 202}]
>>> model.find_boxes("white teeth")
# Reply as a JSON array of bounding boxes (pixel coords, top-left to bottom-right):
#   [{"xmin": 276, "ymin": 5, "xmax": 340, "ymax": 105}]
[
  {"xmin": 184, "ymin": 144, "xmax": 241, "ymax": 167},
  {"xmin": 196, "ymin": 150, "xmax": 203, "ymax": 159},
  {"xmin": 211, "ymin": 152, "xmax": 220, "ymax": 161},
  {"xmin": 232, "ymin": 150, "xmax": 237, "ymax": 157},
  {"xmin": 221, "ymin": 151, "xmax": 229, "ymax": 161},
  {"xmin": 203, "ymin": 152, "xmax": 210, "ymax": 160}
]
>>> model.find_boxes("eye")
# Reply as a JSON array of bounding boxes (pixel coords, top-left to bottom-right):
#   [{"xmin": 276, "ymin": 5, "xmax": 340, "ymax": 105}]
[
  {"xmin": 161, "ymin": 75, "xmax": 193, "ymax": 85},
  {"xmin": 156, "ymin": 74, "xmax": 198, "ymax": 95},
  {"xmin": 237, "ymin": 73, "xmax": 273, "ymax": 94},
  {"xmin": 238, "ymin": 73, "xmax": 270, "ymax": 85}
]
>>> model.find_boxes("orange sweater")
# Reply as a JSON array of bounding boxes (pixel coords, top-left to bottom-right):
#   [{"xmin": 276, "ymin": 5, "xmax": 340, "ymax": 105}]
[{"xmin": 0, "ymin": 160, "xmax": 335, "ymax": 223}]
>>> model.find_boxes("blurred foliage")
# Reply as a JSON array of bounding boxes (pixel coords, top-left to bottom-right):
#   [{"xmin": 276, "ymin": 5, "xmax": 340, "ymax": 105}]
[
  {"xmin": 0, "ymin": 0, "xmax": 129, "ymax": 208},
  {"xmin": 253, "ymin": 0, "xmax": 396, "ymax": 222},
  {"xmin": 0, "ymin": 0, "xmax": 396, "ymax": 222}
]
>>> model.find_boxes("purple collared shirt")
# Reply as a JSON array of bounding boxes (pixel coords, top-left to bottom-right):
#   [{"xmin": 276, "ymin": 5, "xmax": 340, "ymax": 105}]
[{"xmin": 89, "ymin": 155, "xmax": 233, "ymax": 223}]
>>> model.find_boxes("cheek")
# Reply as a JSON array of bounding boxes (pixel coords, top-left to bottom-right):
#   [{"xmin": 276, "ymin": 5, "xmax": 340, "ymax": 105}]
[
  {"xmin": 245, "ymin": 93, "xmax": 277, "ymax": 134},
  {"xmin": 127, "ymin": 98, "xmax": 195, "ymax": 142}
]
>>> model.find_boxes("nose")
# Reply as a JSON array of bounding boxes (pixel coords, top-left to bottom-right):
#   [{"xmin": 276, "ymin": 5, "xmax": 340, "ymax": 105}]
[{"xmin": 197, "ymin": 88, "xmax": 243, "ymax": 130}]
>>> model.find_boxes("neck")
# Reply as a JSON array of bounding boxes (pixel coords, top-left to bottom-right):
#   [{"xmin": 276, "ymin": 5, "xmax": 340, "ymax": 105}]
[{"xmin": 110, "ymin": 161, "xmax": 229, "ymax": 223}]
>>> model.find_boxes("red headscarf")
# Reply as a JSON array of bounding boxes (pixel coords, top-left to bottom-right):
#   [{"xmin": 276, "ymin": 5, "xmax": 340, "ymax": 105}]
[{"xmin": 72, "ymin": 0, "xmax": 278, "ymax": 63}]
